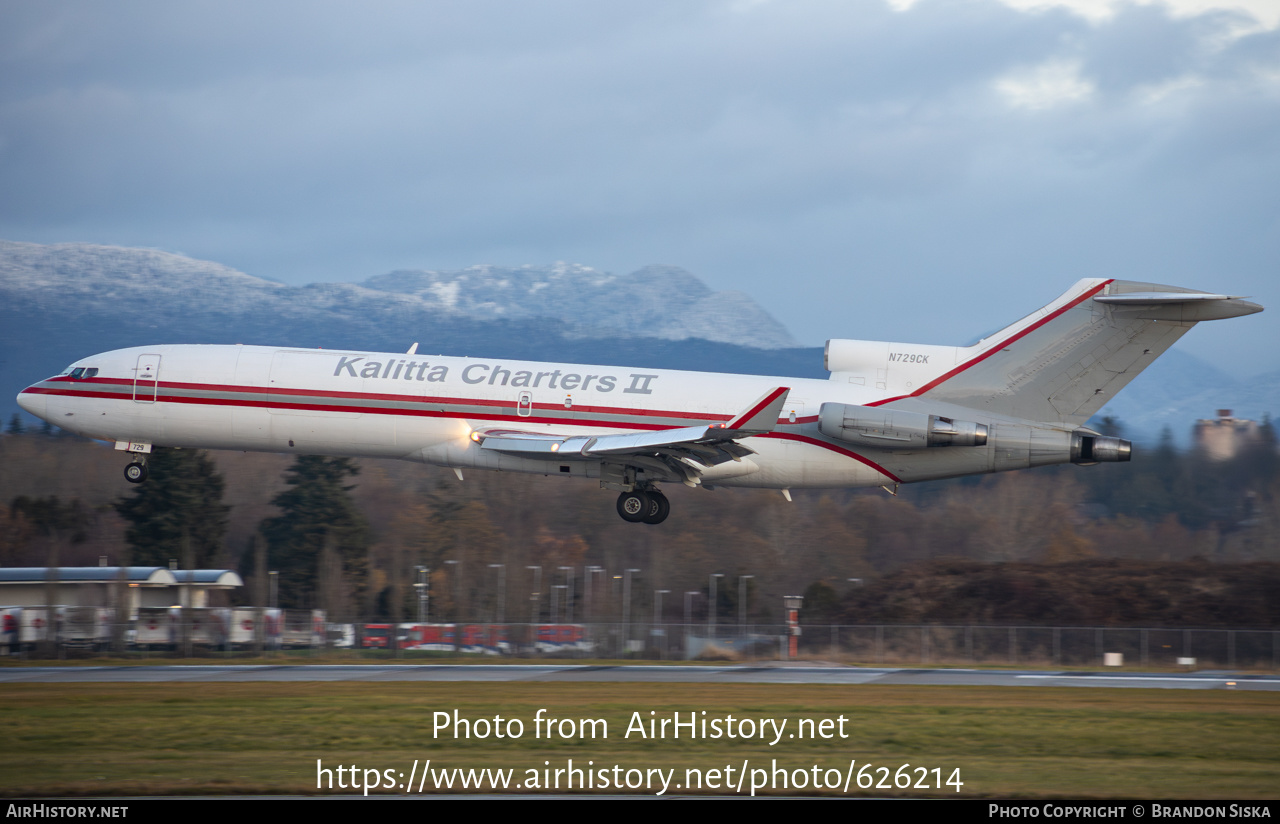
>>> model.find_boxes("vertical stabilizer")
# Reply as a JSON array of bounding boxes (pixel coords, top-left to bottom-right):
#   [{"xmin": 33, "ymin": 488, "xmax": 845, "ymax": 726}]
[{"xmin": 866, "ymin": 279, "xmax": 1261, "ymax": 425}]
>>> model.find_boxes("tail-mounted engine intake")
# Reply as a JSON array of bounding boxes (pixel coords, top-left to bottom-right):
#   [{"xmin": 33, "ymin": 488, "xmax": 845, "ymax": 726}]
[
  {"xmin": 1071, "ymin": 432, "xmax": 1131, "ymax": 464},
  {"xmin": 818, "ymin": 403, "xmax": 988, "ymax": 449}
]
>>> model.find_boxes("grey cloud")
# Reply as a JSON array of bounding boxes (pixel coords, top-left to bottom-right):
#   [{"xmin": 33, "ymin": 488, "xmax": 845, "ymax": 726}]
[{"xmin": 0, "ymin": 0, "xmax": 1274, "ymax": 372}]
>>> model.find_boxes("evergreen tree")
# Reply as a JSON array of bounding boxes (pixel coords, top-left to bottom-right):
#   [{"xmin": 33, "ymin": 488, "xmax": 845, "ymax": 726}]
[
  {"xmin": 260, "ymin": 456, "xmax": 370, "ymax": 610},
  {"xmin": 1240, "ymin": 414, "xmax": 1280, "ymax": 486},
  {"xmin": 801, "ymin": 580, "xmax": 840, "ymax": 623},
  {"xmin": 114, "ymin": 448, "xmax": 230, "ymax": 568},
  {"xmin": 10, "ymin": 496, "xmax": 89, "ymax": 546},
  {"xmin": 6, "ymin": 414, "xmax": 24, "ymax": 435}
]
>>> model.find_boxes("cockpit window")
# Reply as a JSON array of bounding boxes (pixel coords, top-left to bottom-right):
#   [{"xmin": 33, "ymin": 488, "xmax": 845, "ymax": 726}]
[
  {"xmin": 70, "ymin": 368, "xmax": 85, "ymax": 380},
  {"xmin": 67, "ymin": 367, "xmax": 98, "ymax": 380}
]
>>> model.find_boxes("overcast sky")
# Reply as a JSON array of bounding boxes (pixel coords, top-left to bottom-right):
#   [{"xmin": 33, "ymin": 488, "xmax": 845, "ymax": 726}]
[{"xmin": 1, "ymin": 0, "xmax": 1275, "ymax": 373}]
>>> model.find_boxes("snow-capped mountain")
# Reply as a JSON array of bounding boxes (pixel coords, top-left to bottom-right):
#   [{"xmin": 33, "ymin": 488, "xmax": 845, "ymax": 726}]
[
  {"xmin": 0, "ymin": 242, "xmax": 795, "ymax": 349},
  {"xmin": 360, "ymin": 262, "xmax": 797, "ymax": 348},
  {"xmin": 1, "ymin": 240, "xmax": 1273, "ymax": 442},
  {"xmin": 0, "ymin": 241, "xmax": 820, "ymax": 421}
]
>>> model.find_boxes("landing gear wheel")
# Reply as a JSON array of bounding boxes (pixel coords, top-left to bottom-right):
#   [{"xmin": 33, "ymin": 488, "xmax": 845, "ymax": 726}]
[
  {"xmin": 124, "ymin": 461, "xmax": 148, "ymax": 484},
  {"xmin": 642, "ymin": 491, "xmax": 670, "ymax": 525},
  {"xmin": 616, "ymin": 490, "xmax": 651, "ymax": 523}
]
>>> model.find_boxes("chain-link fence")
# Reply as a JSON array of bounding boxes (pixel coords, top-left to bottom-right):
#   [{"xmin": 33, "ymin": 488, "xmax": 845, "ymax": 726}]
[
  {"xmin": 3, "ymin": 606, "xmax": 1277, "ymax": 669},
  {"xmin": 799, "ymin": 624, "xmax": 1280, "ymax": 669}
]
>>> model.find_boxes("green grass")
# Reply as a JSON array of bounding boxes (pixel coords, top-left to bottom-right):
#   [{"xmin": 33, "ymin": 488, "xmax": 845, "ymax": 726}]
[{"xmin": 2, "ymin": 683, "xmax": 1277, "ymax": 797}]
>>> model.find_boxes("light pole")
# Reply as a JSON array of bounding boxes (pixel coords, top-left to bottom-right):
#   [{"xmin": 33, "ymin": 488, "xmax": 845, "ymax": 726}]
[
  {"xmin": 552, "ymin": 585, "xmax": 567, "ymax": 624},
  {"xmin": 559, "ymin": 566, "xmax": 574, "ymax": 623},
  {"xmin": 444, "ymin": 560, "xmax": 460, "ymax": 623},
  {"xmin": 655, "ymin": 589, "xmax": 670, "ymax": 660},
  {"xmin": 738, "ymin": 574, "xmax": 753, "ymax": 636},
  {"xmin": 415, "ymin": 565, "xmax": 429, "ymax": 623},
  {"xmin": 684, "ymin": 591, "xmax": 700, "ymax": 660},
  {"xmin": 584, "ymin": 566, "xmax": 603, "ymax": 655},
  {"xmin": 526, "ymin": 565, "xmax": 542, "ymax": 625},
  {"xmin": 709, "ymin": 573, "xmax": 723, "ymax": 640},
  {"xmin": 585, "ymin": 566, "xmax": 603, "ymax": 622},
  {"xmin": 623, "ymin": 569, "xmax": 640, "ymax": 653},
  {"xmin": 266, "ymin": 570, "xmax": 278, "ymax": 657},
  {"xmin": 488, "ymin": 563, "xmax": 506, "ymax": 624}
]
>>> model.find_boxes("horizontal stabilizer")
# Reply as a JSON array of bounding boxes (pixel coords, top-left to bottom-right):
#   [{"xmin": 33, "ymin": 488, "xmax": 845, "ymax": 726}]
[
  {"xmin": 1094, "ymin": 292, "xmax": 1262, "ymax": 321},
  {"xmin": 1094, "ymin": 292, "xmax": 1243, "ymax": 303}
]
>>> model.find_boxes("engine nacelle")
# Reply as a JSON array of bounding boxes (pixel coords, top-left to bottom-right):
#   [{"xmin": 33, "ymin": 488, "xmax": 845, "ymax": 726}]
[
  {"xmin": 824, "ymin": 339, "xmax": 963, "ymax": 395},
  {"xmin": 818, "ymin": 403, "xmax": 988, "ymax": 449},
  {"xmin": 1070, "ymin": 432, "xmax": 1131, "ymax": 464}
]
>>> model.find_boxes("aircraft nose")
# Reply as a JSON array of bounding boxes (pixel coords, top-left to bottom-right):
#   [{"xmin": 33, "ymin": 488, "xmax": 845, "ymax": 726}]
[{"xmin": 16, "ymin": 388, "xmax": 46, "ymax": 419}]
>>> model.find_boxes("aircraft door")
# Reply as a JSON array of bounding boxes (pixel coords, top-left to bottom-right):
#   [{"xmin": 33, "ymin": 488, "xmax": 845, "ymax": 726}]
[
  {"xmin": 517, "ymin": 391, "xmax": 533, "ymax": 417},
  {"xmin": 133, "ymin": 354, "xmax": 161, "ymax": 403},
  {"xmin": 268, "ymin": 351, "xmax": 363, "ymax": 449},
  {"xmin": 230, "ymin": 348, "xmax": 273, "ymax": 442}
]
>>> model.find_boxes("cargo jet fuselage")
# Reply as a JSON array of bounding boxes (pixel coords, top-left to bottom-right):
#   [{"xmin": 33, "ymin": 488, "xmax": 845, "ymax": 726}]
[{"xmin": 16, "ymin": 278, "xmax": 1262, "ymax": 523}]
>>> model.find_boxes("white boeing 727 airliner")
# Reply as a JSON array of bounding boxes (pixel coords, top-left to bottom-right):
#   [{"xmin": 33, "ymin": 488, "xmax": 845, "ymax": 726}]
[{"xmin": 16, "ymin": 278, "xmax": 1261, "ymax": 524}]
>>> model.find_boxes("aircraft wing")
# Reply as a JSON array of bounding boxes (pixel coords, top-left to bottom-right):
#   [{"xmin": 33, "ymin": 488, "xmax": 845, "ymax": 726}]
[{"xmin": 472, "ymin": 387, "xmax": 790, "ymax": 486}]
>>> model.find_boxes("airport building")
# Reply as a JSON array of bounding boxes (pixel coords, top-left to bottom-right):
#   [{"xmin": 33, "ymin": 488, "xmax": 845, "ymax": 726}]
[
  {"xmin": 0, "ymin": 566, "xmax": 243, "ymax": 612},
  {"xmin": 1193, "ymin": 409, "xmax": 1266, "ymax": 461}
]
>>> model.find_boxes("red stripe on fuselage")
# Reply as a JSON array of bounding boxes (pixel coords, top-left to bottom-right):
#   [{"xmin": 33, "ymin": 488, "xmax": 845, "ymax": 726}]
[
  {"xmin": 169, "ymin": 393, "xmax": 692, "ymax": 431},
  {"xmin": 26, "ymin": 379, "xmax": 734, "ymax": 423},
  {"xmin": 760, "ymin": 432, "xmax": 903, "ymax": 484},
  {"xmin": 28, "ymin": 382, "xmax": 905, "ymax": 480},
  {"xmin": 23, "ymin": 381, "xmax": 741, "ymax": 430}
]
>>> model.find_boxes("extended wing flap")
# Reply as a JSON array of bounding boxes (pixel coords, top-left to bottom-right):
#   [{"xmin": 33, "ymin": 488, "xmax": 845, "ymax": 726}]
[
  {"xmin": 573, "ymin": 425, "xmax": 721, "ymax": 455},
  {"xmin": 475, "ymin": 424, "xmax": 727, "ymax": 458},
  {"xmin": 471, "ymin": 428, "xmax": 567, "ymax": 456}
]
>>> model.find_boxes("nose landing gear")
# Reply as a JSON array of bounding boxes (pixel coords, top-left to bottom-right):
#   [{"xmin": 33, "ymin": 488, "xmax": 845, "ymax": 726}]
[
  {"xmin": 616, "ymin": 488, "xmax": 670, "ymax": 524},
  {"xmin": 124, "ymin": 460, "xmax": 149, "ymax": 484}
]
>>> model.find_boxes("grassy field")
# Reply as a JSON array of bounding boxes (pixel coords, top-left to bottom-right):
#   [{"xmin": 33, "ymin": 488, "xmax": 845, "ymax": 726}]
[{"xmin": 3, "ymin": 682, "xmax": 1278, "ymax": 798}]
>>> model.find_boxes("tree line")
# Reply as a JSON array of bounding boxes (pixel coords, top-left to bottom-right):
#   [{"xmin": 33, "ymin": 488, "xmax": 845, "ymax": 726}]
[{"xmin": 1, "ymin": 415, "xmax": 1277, "ymax": 627}]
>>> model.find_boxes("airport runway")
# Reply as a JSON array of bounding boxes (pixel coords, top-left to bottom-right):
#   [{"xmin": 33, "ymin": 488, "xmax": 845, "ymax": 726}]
[{"xmin": 1, "ymin": 664, "xmax": 1277, "ymax": 690}]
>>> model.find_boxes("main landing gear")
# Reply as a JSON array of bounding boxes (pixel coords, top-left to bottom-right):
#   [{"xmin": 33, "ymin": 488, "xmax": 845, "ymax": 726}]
[
  {"xmin": 123, "ymin": 459, "xmax": 149, "ymax": 484},
  {"xmin": 616, "ymin": 488, "xmax": 670, "ymax": 525}
]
